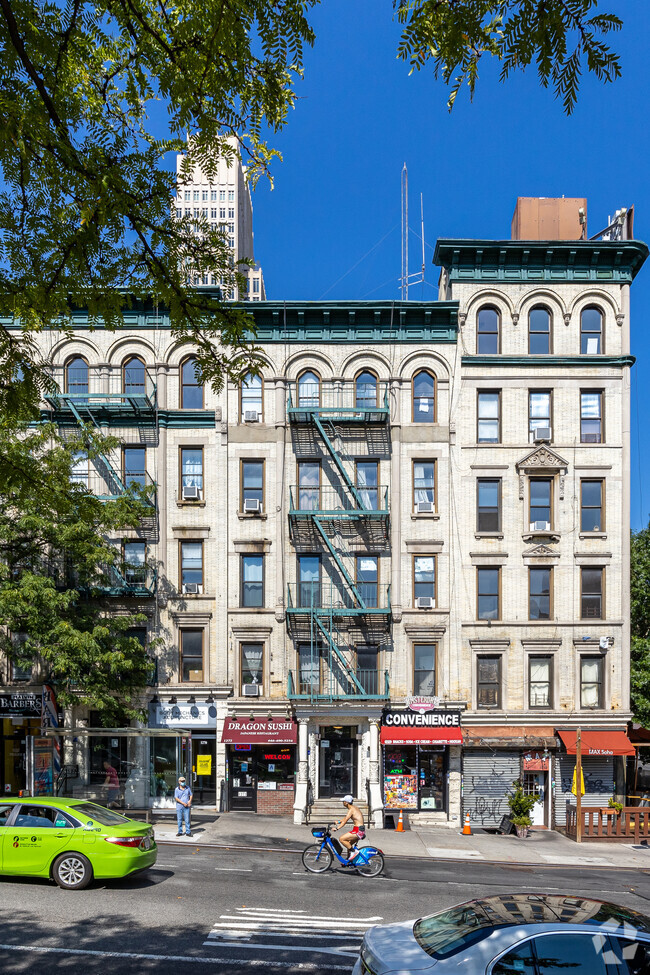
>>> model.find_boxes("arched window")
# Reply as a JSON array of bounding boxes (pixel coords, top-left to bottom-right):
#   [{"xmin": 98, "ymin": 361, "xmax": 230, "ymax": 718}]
[
  {"xmin": 581, "ymin": 306, "xmax": 603, "ymax": 354},
  {"xmin": 180, "ymin": 356, "xmax": 203, "ymax": 409},
  {"xmin": 477, "ymin": 306, "xmax": 500, "ymax": 354},
  {"xmin": 528, "ymin": 306, "xmax": 551, "ymax": 354},
  {"xmin": 298, "ymin": 370, "xmax": 320, "ymax": 407},
  {"xmin": 355, "ymin": 371, "xmax": 377, "ymax": 409},
  {"xmin": 123, "ymin": 356, "xmax": 145, "ymax": 394},
  {"xmin": 65, "ymin": 356, "xmax": 88, "ymax": 397},
  {"xmin": 412, "ymin": 370, "xmax": 435, "ymax": 422},
  {"xmin": 240, "ymin": 372, "xmax": 263, "ymax": 421}
]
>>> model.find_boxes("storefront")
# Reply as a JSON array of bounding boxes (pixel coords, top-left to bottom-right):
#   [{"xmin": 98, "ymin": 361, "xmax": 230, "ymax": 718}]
[
  {"xmin": 221, "ymin": 716, "xmax": 298, "ymax": 815},
  {"xmin": 149, "ymin": 700, "xmax": 218, "ymax": 807},
  {"xmin": 380, "ymin": 703, "xmax": 462, "ymax": 820},
  {"xmin": 0, "ymin": 691, "xmax": 45, "ymax": 795},
  {"xmin": 554, "ymin": 728, "xmax": 634, "ymax": 827}
]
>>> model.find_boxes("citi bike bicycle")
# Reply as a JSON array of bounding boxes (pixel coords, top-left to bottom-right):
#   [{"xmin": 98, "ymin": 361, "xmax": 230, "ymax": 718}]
[{"xmin": 301, "ymin": 823, "xmax": 385, "ymax": 877}]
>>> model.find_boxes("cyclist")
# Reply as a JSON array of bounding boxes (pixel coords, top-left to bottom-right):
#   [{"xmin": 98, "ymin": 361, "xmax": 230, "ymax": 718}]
[{"xmin": 335, "ymin": 794, "xmax": 365, "ymax": 860}]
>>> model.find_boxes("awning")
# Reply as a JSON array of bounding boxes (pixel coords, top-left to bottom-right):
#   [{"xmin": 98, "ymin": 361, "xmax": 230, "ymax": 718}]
[
  {"xmin": 380, "ymin": 726, "xmax": 463, "ymax": 746},
  {"xmin": 557, "ymin": 729, "xmax": 635, "ymax": 757},
  {"xmin": 221, "ymin": 717, "xmax": 298, "ymax": 745}
]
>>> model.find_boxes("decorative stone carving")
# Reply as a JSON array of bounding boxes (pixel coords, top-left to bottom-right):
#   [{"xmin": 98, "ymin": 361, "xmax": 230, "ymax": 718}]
[
  {"xmin": 616, "ymin": 313, "xmax": 624, "ymax": 327},
  {"xmin": 523, "ymin": 544, "xmax": 560, "ymax": 559},
  {"xmin": 511, "ymin": 312, "xmax": 519, "ymax": 327},
  {"xmin": 458, "ymin": 312, "xmax": 467, "ymax": 329},
  {"xmin": 564, "ymin": 313, "xmax": 571, "ymax": 327},
  {"xmin": 516, "ymin": 444, "xmax": 569, "ymax": 474},
  {"xmin": 519, "ymin": 474, "xmax": 525, "ymax": 500}
]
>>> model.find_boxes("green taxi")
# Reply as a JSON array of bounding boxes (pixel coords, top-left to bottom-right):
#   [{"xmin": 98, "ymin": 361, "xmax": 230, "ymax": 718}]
[{"xmin": 0, "ymin": 797, "xmax": 157, "ymax": 889}]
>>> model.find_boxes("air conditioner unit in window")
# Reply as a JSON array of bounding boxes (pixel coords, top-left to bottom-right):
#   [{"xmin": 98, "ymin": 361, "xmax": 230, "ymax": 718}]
[
  {"xmin": 531, "ymin": 521, "xmax": 551, "ymax": 532},
  {"xmin": 183, "ymin": 583, "xmax": 199, "ymax": 594},
  {"xmin": 533, "ymin": 427, "xmax": 552, "ymax": 442},
  {"xmin": 416, "ymin": 501, "xmax": 435, "ymax": 514},
  {"xmin": 243, "ymin": 498, "xmax": 261, "ymax": 514},
  {"xmin": 416, "ymin": 596, "xmax": 435, "ymax": 610},
  {"xmin": 243, "ymin": 684, "xmax": 259, "ymax": 696},
  {"xmin": 182, "ymin": 485, "xmax": 200, "ymax": 501},
  {"xmin": 244, "ymin": 410, "xmax": 259, "ymax": 422}
]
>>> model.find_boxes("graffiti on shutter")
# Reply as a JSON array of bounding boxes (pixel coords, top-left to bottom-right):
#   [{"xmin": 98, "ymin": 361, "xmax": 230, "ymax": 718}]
[
  {"xmin": 462, "ymin": 751, "xmax": 521, "ymax": 827},
  {"xmin": 554, "ymin": 755, "xmax": 614, "ymax": 826}
]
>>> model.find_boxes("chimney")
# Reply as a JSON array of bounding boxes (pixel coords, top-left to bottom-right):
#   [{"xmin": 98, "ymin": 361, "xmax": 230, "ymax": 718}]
[{"xmin": 511, "ymin": 197, "xmax": 587, "ymax": 241}]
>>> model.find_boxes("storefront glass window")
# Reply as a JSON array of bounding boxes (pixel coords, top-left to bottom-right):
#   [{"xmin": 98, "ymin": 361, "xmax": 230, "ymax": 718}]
[
  {"xmin": 419, "ymin": 748, "xmax": 445, "ymax": 811},
  {"xmin": 151, "ymin": 735, "xmax": 177, "ymax": 798},
  {"xmin": 383, "ymin": 746, "xmax": 418, "ymax": 809},
  {"xmin": 257, "ymin": 748, "xmax": 295, "ymax": 788}
]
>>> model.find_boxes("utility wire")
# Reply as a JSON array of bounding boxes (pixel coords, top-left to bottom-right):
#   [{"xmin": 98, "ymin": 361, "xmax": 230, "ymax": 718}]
[{"xmin": 319, "ymin": 225, "xmax": 397, "ymax": 299}]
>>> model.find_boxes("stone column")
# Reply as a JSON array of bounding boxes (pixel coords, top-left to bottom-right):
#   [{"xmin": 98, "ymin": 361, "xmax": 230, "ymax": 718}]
[{"xmin": 293, "ymin": 718, "xmax": 310, "ymax": 824}]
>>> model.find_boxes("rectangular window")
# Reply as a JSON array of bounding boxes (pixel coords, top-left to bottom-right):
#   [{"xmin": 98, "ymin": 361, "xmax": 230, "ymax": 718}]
[
  {"xmin": 123, "ymin": 447, "xmax": 146, "ymax": 490},
  {"xmin": 219, "ymin": 207, "xmax": 226, "ymax": 218},
  {"xmin": 477, "ymin": 478, "xmax": 501, "ymax": 532},
  {"xmin": 581, "ymin": 479, "xmax": 604, "ymax": 532},
  {"xmin": 414, "ymin": 644, "xmax": 436, "ymax": 695},
  {"xmin": 477, "ymin": 656, "xmax": 501, "ymax": 709},
  {"xmin": 210, "ymin": 208, "xmax": 217, "ymax": 219},
  {"xmin": 529, "ymin": 567, "xmax": 552, "ymax": 620},
  {"xmin": 356, "ymin": 460, "xmax": 378, "ymax": 510},
  {"xmin": 193, "ymin": 190, "xmax": 199, "ymax": 201},
  {"xmin": 477, "ymin": 567, "xmax": 500, "ymax": 620},
  {"xmin": 581, "ymin": 656, "xmax": 603, "ymax": 709},
  {"xmin": 298, "ymin": 644, "xmax": 320, "ymax": 693},
  {"xmin": 241, "ymin": 643, "xmax": 263, "ymax": 693},
  {"xmin": 123, "ymin": 540, "xmax": 146, "ymax": 584},
  {"xmin": 357, "ymin": 556, "xmax": 378, "ymax": 607},
  {"xmin": 202, "ymin": 190, "xmax": 208, "ymax": 201},
  {"xmin": 581, "ymin": 567, "xmax": 604, "ymax": 619},
  {"xmin": 180, "ymin": 447, "xmax": 203, "ymax": 500},
  {"xmin": 581, "ymin": 391, "xmax": 603, "ymax": 443},
  {"xmin": 529, "ymin": 478, "xmax": 552, "ymax": 529},
  {"xmin": 529, "ymin": 656, "xmax": 552, "ymax": 708},
  {"xmin": 241, "ymin": 460, "xmax": 264, "ymax": 511},
  {"xmin": 184, "ymin": 190, "xmax": 190, "ymax": 201},
  {"xmin": 180, "ymin": 541, "xmax": 203, "ymax": 592},
  {"xmin": 477, "ymin": 391, "xmax": 500, "ymax": 443},
  {"xmin": 180, "ymin": 629, "xmax": 203, "ymax": 682},
  {"xmin": 298, "ymin": 461, "xmax": 320, "ymax": 511},
  {"xmin": 211, "ymin": 190, "xmax": 217, "ymax": 201},
  {"xmin": 219, "ymin": 190, "xmax": 225, "ymax": 202},
  {"xmin": 240, "ymin": 374, "xmax": 263, "ymax": 420},
  {"xmin": 228, "ymin": 190, "xmax": 234, "ymax": 201},
  {"xmin": 413, "ymin": 556, "xmax": 436, "ymax": 605},
  {"xmin": 357, "ymin": 645, "xmax": 379, "ymax": 694},
  {"xmin": 413, "ymin": 461, "xmax": 435, "ymax": 511},
  {"xmin": 241, "ymin": 555, "xmax": 264, "ymax": 607},
  {"xmin": 298, "ymin": 555, "xmax": 320, "ymax": 607},
  {"xmin": 529, "ymin": 391, "xmax": 551, "ymax": 441},
  {"xmin": 228, "ymin": 208, "xmax": 235, "ymax": 219},
  {"xmin": 70, "ymin": 450, "xmax": 89, "ymax": 489},
  {"xmin": 253, "ymin": 279, "xmax": 260, "ymax": 294}
]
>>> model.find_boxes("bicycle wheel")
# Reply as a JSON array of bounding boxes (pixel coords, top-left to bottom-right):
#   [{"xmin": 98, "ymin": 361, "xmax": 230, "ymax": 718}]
[
  {"xmin": 302, "ymin": 844, "xmax": 333, "ymax": 873},
  {"xmin": 355, "ymin": 850, "xmax": 384, "ymax": 878}
]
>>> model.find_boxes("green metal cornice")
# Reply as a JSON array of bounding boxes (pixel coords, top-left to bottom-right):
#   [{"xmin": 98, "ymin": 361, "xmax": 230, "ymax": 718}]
[
  {"xmin": 462, "ymin": 355, "xmax": 636, "ymax": 368},
  {"xmin": 434, "ymin": 239, "xmax": 648, "ymax": 284}
]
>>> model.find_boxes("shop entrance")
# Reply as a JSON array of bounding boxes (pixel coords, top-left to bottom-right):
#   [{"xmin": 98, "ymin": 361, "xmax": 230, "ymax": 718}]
[
  {"xmin": 319, "ymin": 727, "xmax": 356, "ymax": 798},
  {"xmin": 229, "ymin": 749, "xmax": 257, "ymax": 811},
  {"xmin": 523, "ymin": 770, "xmax": 548, "ymax": 827},
  {"xmin": 191, "ymin": 736, "xmax": 217, "ymax": 805}
]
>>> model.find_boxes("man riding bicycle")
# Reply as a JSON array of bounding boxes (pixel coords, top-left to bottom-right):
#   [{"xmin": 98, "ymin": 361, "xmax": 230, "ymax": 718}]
[{"xmin": 335, "ymin": 794, "xmax": 365, "ymax": 860}]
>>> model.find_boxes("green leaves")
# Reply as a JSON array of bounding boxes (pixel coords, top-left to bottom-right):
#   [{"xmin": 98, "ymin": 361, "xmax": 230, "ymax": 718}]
[
  {"xmin": 630, "ymin": 526, "xmax": 650, "ymax": 726},
  {"xmin": 394, "ymin": 0, "xmax": 621, "ymax": 113}
]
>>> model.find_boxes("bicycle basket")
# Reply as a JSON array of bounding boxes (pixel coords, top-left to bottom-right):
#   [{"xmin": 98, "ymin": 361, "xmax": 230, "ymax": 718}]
[{"xmin": 311, "ymin": 828, "xmax": 326, "ymax": 838}]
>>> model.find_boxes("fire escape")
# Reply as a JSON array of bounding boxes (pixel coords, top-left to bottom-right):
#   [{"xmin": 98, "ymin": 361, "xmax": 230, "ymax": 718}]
[
  {"xmin": 286, "ymin": 375, "xmax": 391, "ymax": 702},
  {"xmin": 45, "ymin": 359, "xmax": 158, "ymax": 597}
]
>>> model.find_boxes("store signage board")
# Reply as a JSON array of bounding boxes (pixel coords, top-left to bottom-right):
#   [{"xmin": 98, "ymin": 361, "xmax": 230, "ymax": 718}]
[
  {"xmin": 405, "ymin": 695, "xmax": 441, "ymax": 713},
  {"xmin": 0, "ymin": 693, "xmax": 41, "ymax": 717},
  {"xmin": 221, "ymin": 717, "xmax": 298, "ymax": 745},
  {"xmin": 152, "ymin": 703, "xmax": 216, "ymax": 728},
  {"xmin": 383, "ymin": 708, "xmax": 461, "ymax": 728}
]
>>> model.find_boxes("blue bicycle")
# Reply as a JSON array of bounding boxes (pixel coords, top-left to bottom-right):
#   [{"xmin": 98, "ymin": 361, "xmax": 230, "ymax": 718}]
[{"xmin": 302, "ymin": 824, "xmax": 385, "ymax": 877}]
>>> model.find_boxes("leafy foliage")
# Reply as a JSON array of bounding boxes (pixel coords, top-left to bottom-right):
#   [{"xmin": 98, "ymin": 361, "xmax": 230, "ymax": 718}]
[
  {"xmin": 394, "ymin": 0, "xmax": 622, "ymax": 113},
  {"xmin": 0, "ymin": 403, "xmax": 156, "ymax": 723},
  {"xmin": 631, "ymin": 526, "xmax": 650, "ymax": 727},
  {"xmin": 0, "ymin": 0, "xmax": 316, "ymax": 391},
  {"xmin": 506, "ymin": 779, "xmax": 538, "ymax": 826}
]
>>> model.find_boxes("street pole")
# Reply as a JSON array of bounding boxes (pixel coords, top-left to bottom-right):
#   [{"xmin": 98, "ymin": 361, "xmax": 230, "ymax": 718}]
[{"xmin": 576, "ymin": 727, "xmax": 582, "ymax": 844}]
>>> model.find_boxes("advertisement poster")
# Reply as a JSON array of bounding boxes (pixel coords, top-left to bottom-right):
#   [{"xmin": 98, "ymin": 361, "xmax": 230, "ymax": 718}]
[
  {"xmin": 383, "ymin": 774, "xmax": 418, "ymax": 810},
  {"xmin": 34, "ymin": 738, "xmax": 53, "ymax": 796},
  {"xmin": 196, "ymin": 755, "xmax": 212, "ymax": 776}
]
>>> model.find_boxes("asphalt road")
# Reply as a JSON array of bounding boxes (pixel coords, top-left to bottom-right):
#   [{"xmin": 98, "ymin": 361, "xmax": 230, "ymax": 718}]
[{"xmin": 0, "ymin": 842, "xmax": 649, "ymax": 974}]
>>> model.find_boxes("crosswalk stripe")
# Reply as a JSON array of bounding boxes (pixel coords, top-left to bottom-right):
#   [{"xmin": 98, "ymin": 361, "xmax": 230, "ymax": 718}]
[
  {"xmin": 215, "ymin": 918, "xmax": 371, "ymax": 931},
  {"xmin": 232, "ymin": 909, "xmax": 382, "ymax": 922},
  {"xmin": 202, "ymin": 941, "xmax": 360, "ymax": 958},
  {"xmin": 208, "ymin": 928, "xmax": 366, "ymax": 940}
]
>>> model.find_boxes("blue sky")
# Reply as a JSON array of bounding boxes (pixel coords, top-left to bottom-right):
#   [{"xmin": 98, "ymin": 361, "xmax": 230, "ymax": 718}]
[{"xmin": 247, "ymin": 0, "xmax": 650, "ymax": 529}]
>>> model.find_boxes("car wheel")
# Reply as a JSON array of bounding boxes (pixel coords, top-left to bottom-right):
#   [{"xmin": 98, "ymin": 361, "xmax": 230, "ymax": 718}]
[{"xmin": 52, "ymin": 852, "xmax": 93, "ymax": 890}]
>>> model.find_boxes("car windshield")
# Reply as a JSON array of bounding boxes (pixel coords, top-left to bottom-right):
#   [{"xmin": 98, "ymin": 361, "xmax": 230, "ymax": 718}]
[
  {"xmin": 414, "ymin": 896, "xmax": 650, "ymax": 960},
  {"xmin": 72, "ymin": 803, "xmax": 131, "ymax": 826}
]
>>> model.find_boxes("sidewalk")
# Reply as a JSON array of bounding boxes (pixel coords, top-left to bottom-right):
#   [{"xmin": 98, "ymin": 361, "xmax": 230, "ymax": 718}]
[{"xmin": 153, "ymin": 811, "xmax": 650, "ymax": 868}]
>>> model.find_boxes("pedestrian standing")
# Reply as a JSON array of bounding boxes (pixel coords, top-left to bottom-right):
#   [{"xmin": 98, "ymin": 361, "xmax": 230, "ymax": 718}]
[{"xmin": 174, "ymin": 775, "xmax": 193, "ymax": 837}]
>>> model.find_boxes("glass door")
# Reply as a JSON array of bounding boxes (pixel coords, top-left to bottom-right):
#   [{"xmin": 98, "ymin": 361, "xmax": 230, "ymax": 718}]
[
  {"xmin": 229, "ymin": 751, "xmax": 257, "ymax": 811},
  {"xmin": 319, "ymin": 728, "xmax": 356, "ymax": 798},
  {"xmin": 191, "ymin": 737, "xmax": 216, "ymax": 805}
]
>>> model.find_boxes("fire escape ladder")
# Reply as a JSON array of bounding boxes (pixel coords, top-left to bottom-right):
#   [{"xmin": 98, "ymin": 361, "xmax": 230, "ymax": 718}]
[
  {"xmin": 312, "ymin": 414, "xmax": 363, "ymax": 509},
  {"xmin": 312, "ymin": 517, "xmax": 365, "ymax": 609},
  {"xmin": 314, "ymin": 613, "xmax": 366, "ymax": 695},
  {"xmin": 67, "ymin": 399, "xmax": 126, "ymax": 495}
]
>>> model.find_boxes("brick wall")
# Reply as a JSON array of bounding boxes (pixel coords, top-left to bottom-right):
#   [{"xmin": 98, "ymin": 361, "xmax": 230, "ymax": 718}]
[{"xmin": 256, "ymin": 789, "xmax": 295, "ymax": 816}]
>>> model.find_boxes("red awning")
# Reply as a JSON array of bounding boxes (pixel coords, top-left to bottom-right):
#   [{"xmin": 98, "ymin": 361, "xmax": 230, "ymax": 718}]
[
  {"xmin": 380, "ymin": 726, "xmax": 463, "ymax": 746},
  {"xmin": 557, "ymin": 729, "xmax": 635, "ymax": 757},
  {"xmin": 221, "ymin": 717, "xmax": 297, "ymax": 745}
]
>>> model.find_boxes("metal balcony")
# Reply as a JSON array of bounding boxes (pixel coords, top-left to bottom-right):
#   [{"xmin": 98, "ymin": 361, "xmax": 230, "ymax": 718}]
[
  {"xmin": 287, "ymin": 669, "xmax": 389, "ymax": 702},
  {"xmin": 288, "ymin": 485, "xmax": 389, "ymax": 518},
  {"xmin": 93, "ymin": 565, "xmax": 157, "ymax": 598},
  {"xmin": 287, "ymin": 382, "xmax": 389, "ymax": 424},
  {"xmin": 45, "ymin": 366, "xmax": 157, "ymax": 422},
  {"xmin": 70, "ymin": 469, "xmax": 157, "ymax": 506}
]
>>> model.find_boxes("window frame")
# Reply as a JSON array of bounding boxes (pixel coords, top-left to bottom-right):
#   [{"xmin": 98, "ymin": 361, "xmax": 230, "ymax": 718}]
[
  {"xmin": 297, "ymin": 643, "xmax": 321, "ymax": 694},
  {"xmin": 528, "ymin": 655, "xmax": 553, "ymax": 709},
  {"xmin": 240, "ymin": 371, "xmax": 264, "ymax": 422},
  {"xmin": 476, "ymin": 478, "xmax": 501, "ymax": 533},
  {"xmin": 580, "ymin": 654, "xmax": 604, "ymax": 709},
  {"xmin": 413, "ymin": 643, "xmax": 436, "ymax": 696},
  {"xmin": 122, "ymin": 446, "xmax": 147, "ymax": 491},
  {"xmin": 240, "ymin": 458, "xmax": 265, "ymax": 512},
  {"xmin": 580, "ymin": 305, "xmax": 604, "ymax": 355},
  {"xmin": 65, "ymin": 355, "xmax": 89, "ymax": 395},
  {"xmin": 477, "ymin": 306, "xmax": 501, "ymax": 354},
  {"xmin": 180, "ymin": 628, "xmax": 204, "ymax": 683},
  {"xmin": 355, "ymin": 459, "xmax": 379, "ymax": 511},
  {"xmin": 477, "ymin": 566, "xmax": 501, "ymax": 621},
  {"xmin": 179, "ymin": 356, "xmax": 204, "ymax": 409},
  {"xmin": 477, "ymin": 654, "xmax": 502, "ymax": 709},
  {"xmin": 179, "ymin": 539, "xmax": 204, "ymax": 593},
  {"xmin": 298, "ymin": 460, "xmax": 321, "ymax": 512},
  {"xmin": 240, "ymin": 642, "xmax": 264, "ymax": 694},
  {"xmin": 240, "ymin": 553, "xmax": 265, "ymax": 608},
  {"xmin": 179, "ymin": 445, "xmax": 204, "ymax": 501},
  {"xmin": 355, "ymin": 369, "xmax": 378, "ymax": 409},
  {"xmin": 580, "ymin": 479, "xmax": 605, "ymax": 533},
  {"xmin": 413, "ymin": 459, "xmax": 437, "ymax": 513},
  {"xmin": 529, "ymin": 476, "xmax": 553, "ymax": 530},
  {"xmin": 122, "ymin": 355, "xmax": 146, "ymax": 394},
  {"xmin": 298, "ymin": 554, "xmax": 321, "ymax": 608},
  {"xmin": 413, "ymin": 554, "xmax": 437, "ymax": 606},
  {"xmin": 122, "ymin": 539, "xmax": 147, "ymax": 585},
  {"xmin": 528, "ymin": 305, "xmax": 552, "ymax": 355},
  {"xmin": 412, "ymin": 370, "xmax": 436, "ymax": 423},
  {"xmin": 297, "ymin": 369, "xmax": 321, "ymax": 407},
  {"xmin": 356, "ymin": 554, "xmax": 379, "ymax": 608},
  {"xmin": 477, "ymin": 390, "xmax": 501, "ymax": 444},
  {"xmin": 581, "ymin": 566, "xmax": 604, "ymax": 620},
  {"xmin": 528, "ymin": 389, "xmax": 552, "ymax": 442},
  {"xmin": 528, "ymin": 566, "xmax": 553, "ymax": 621},
  {"xmin": 580, "ymin": 390, "xmax": 604, "ymax": 444}
]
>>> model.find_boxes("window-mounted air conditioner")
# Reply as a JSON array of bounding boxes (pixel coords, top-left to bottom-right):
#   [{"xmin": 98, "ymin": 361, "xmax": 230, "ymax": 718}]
[
  {"xmin": 183, "ymin": 583, "xmax": 200, "ymax": 594},
  {"xmin": 243, "ymin": 684, "xmax": 259, "ymax": 696},
  {"xmin": 244, "ymin": 410, "xmax": 259, "ymax": 422},
  {"xmin": 243, "ymin": 498, "xmax": 261, "ymax": 514},
  {"xmin": 416, "ymin": 501, "xmax": 435, "ymax": 514},
  {"xmin": 416, "ymin": 596, "xmax": 435, "ymax": 610},
  {"xmin": 531, "ymin": 521, "xmax": 551, "ymax": 532},
  {"xmin": 182, "ymin": 485, "xmax": 200, "ymax": 501},
  {"xmin": 533, "ymin": 427, "xmax": 552, "ymax": 442}
]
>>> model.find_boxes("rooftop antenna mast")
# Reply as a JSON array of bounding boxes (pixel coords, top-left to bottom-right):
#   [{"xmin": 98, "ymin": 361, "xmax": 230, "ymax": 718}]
[{"xmin": 400, "ymin": 163, "xmax": 426, "ymax": 300}]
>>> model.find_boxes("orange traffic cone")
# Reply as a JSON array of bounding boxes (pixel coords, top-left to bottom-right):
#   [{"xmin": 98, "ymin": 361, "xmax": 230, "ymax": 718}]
[
  {"xmin": 395, "ymin": 809, "xmax": 405, "ymax": 832},
  {"xmin": 462, "ymin": 813, "xmax": 472, "ymax": 836}
]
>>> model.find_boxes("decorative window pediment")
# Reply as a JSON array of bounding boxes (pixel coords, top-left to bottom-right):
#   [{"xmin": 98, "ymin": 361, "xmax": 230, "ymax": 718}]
[
  {"xmin": 517, "ymin": 445, "xmax": 569, "ymax": 500},
  {"xmin": 522, "ymin": 544, "xmax": 560, "ymax": 562}
]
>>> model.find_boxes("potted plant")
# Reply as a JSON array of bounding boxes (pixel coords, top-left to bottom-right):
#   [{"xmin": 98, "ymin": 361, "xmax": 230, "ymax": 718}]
[
  {"xmin": 507, "ymin": 781, "xmax": 539, "ymax": 839},
  {"xmin": 607, "ymin": 797, "xmax": 623, "ymax": 815}
]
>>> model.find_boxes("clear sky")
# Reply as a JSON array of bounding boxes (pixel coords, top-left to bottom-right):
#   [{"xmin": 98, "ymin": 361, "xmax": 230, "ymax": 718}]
[{"xmin": 246, "ymin": 0, "xmax": 650, "ymax": 529}]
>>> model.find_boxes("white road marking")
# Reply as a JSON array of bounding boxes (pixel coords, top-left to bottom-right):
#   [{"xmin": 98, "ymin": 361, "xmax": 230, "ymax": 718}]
[
  {"xmin": 224, "ymin": 909, "xmax": 382, "ymax": 921},
  {"xmin": 207, "ymin": 931, "xmax": 364, "ymax": 942},
  {"xmin": 215, "ymin": 918, "xmax": 371, "ymax": 930},
  {"xmin": 214, "ymin": 867, "xmax": 252, "ymax": 872},
  {"xmin": 426, "ymin": 847, "xmax": 485, "ymax": 860},
  {"xmin": 202, "ymin": 941, "xmax": 359, "ymax": 958}
]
